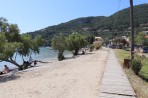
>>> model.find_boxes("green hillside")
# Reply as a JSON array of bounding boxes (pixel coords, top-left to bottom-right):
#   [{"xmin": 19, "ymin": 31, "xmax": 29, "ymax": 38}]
[{"xmin": 27, "ymin": 4, "xmax": 148, "ymax": 45}]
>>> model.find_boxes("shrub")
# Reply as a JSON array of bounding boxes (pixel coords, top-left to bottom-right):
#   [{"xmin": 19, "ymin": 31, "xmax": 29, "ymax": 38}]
[
  {"xmin": 132, "ymin": 59, "xmax": 142, "ymax": 75},
  {"xmin": 139, "ymin": 59, "xmax": 148, "ymax": 82},
  {"xmin": 89, "ymin": 44, "xmax": 94, "ymax": 52},
  {"xmin": 93, "ymin": 42, "xmax": 101, "ymax": 50},
  {"xmin": 139, "ymin": 68, "xmax": 148, "ymax": 82}
]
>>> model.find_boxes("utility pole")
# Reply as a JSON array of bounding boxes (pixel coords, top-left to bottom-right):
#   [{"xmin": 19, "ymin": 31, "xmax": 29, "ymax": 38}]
[{"xmin": 130, "ymin": 0, "xmax": 134, "ymax": 60}]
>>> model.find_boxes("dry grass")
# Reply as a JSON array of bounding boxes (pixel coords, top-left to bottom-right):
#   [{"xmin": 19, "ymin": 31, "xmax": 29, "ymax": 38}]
[{"xmin": 114, "ymin": 49, "xmax": 148, "ymax": 98}]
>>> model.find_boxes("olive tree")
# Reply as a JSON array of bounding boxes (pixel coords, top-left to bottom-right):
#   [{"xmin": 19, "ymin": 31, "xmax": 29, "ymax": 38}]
[
  {"xmin": 0, "ymin": 33, "xmax": 22, "ymax": 67},
  {"xmin": 51, "ymin": 34, "xmax": 67, "ymax": 61},
  {"xmin": 67, "ymin": 32, "xmax": 88, "ymax": 55},
  {"xmin": 0, "ymin": 17, "xmax": 43, "ymax": 68}
]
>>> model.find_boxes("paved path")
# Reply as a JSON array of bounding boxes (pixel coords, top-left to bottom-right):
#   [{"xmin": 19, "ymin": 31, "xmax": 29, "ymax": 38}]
[{"xmin": 99, "ymin": 49, "xmax": 137, "ymax": 98}]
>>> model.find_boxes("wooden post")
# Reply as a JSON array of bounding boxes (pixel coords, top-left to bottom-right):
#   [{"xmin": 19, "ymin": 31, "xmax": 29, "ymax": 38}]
[{"xmin": 130, "ymin": 0, "xmax": 134, "ymax": 60}]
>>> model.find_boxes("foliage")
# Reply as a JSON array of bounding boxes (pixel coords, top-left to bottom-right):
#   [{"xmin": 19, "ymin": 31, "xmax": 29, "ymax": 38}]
[
  {"xmin": 0, "ymin": 17, "xmax": 43, "ymax": 67},
  {"xmin": 31, "ymin": 35, "xmax": 43, "ymax": 55},
  {"xmin": 139, "ymin": 59, "xmax": 148, "ymax": 81},
  {"xmin": 93, "ymin": 42, "xmax": 102, "ymax": 50},
  {"xmin": 34, "ymin": 35, "xmax": 44, "ymax": 46},
  {"xmin": 135, "ymin": 32, "xmax": 147, "ymax": 46},
  {"xmin": 89, "ymin": 44, "xmax": 95, "ymax": 52},
  {"xmin": 51, "ymin": 34, "xmax": 67, "ymax": 61},
  {"xmin": 132, "ymin": 58, "xmax": 142, "ymax": 75},
  {"xmin": 143, "ymin": 38, "xmax": 148, "ymax": 46},
  {"xmin": 18, "ymin": 34, "xmax": 32, "ymax": 57},
  {"xmin": 87, "ymin": 36, "xmax": 95, "ymax": 44},
  {"xmin": 5, "ymin": 24, "xmax": 21, "ymax": 42},
  {"xmin": 67, "ymin": 32, "xmax": 87, "ymax": 55},
  {"xmin": 114, "ymin": 37, "xmax": 129, "ymax": 45},
  {"xmin": 0, "ymin": 20, "xmax": 23, "ymax": 67}
]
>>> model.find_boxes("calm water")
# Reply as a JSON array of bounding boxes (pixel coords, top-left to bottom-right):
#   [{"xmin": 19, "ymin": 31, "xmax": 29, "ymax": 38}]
[{"xmin": 0, "ymin": 47, "xmax": 72, "ymax": 71}]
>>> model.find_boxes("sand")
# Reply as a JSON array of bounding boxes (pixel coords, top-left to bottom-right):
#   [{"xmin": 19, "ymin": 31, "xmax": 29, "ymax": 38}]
[{"xmin": 0, "ymin": 50, "xmax": 108, "ymax": 98}]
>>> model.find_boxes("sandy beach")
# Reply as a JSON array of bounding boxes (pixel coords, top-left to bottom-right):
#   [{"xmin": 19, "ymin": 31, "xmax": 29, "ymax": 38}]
[{"xmin": 0, "ymin": 50, "xmax": 108, "ymax": 98}]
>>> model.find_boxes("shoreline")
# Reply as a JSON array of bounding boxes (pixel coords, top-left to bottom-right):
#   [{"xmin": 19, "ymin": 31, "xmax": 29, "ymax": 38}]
[{"xmin": 0, "ymin": 47, "xmax": 73, "ymax": 71}]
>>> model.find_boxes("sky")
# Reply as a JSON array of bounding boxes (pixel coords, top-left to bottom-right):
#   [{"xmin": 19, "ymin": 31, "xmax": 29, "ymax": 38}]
[{"xmin": 0, "ymin": 0, "xmax": 147, "ymax": 33}]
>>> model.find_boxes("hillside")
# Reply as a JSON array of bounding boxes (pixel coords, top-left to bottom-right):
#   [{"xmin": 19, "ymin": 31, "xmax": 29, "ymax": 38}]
[{"xmin": 27, "ymin": 4, "xmax": 148, "ymax": 45}]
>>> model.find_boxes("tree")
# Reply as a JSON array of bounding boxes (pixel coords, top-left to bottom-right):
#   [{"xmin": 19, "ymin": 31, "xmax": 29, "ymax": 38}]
[
  {"xmin": 0, "ymin": 18, "xmax": 22, "ymax": 67},
  {"xmin": 121, "ymin": 39, "xmax": 129, "ymax": 48},
  {"xmin": 113, "ymin": 37, "xmax": 121, "ymax": 44},
  {"xmin": 113, "ymin": 37, "xmax": 129, "ymax": 48},
  {"xmin": 17, "ymin": 34, "xmax": 34, "ymax": 62},
  {"xmin": 0, "ymin": 33, "xmax": 42, "ymax": 68},
  {"xmin": 0, "ymin": 17, "xmax": 8, "ymax": 32},
  {"xmin": 31, "ymin": 35, "xmax": 44, "ymax": 54},
  {"xmin": 5, "ymin": 24, "xmax": 21, "ymax": 42},
  {"xmin": 87, "ymin": 36, "xmax": 95, "ymax": 44},
  {"xmin": 17, "ymin": 34, "xmax": 43, "ymax": 62},
  {"xmin": 51, "ymin": 34, "xmax": 67, "ymax": 61},
  {"xmin": 135, "ymin": 32, "xmax": 148, "ymax": 46},
  {"xmin": 143, "ymin": 38, "xmax": 148, "ymax": 46},
  {"xmin": 0, "ymin": 33, "xmax": 22, "ymax": 67},
  {"xmin": 67, "ymin": 32, "xmax": 87, "ymax": 55},
  {"xmin": 0, "ymin": 17, "xmax": 43, "ymax": 68}
]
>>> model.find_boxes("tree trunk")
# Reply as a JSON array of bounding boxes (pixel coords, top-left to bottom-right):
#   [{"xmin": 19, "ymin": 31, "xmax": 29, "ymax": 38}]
[
  {"xmin": 5, "ymin": 58, "xmax": 20, "ymax": 67},
  {"xmin": 73, "ymin": 49, "xmax": 79, "ymax": 55},
  {"xmin": 58, "ymin": 52, "xmax": 65, "ymax": 61}
]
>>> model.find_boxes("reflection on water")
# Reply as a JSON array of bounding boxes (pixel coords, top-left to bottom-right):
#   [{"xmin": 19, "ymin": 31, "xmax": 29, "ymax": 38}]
[{"xmin": 0, "ymin": 47, "xmax": 72, "ymax": 70}]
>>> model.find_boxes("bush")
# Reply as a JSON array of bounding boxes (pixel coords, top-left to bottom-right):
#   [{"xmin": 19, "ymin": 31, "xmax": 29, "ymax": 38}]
[
  {"xmin": 89, "ymin": 44, "xmax": 94, "ymax": 52},
  {"xmin": 139, "ymin": 68, "xmax": 148, "ymax": 82},
  {"xmin": 132, "ymin": 59, "xmax": 142, "ymax": 75},
  {"xmin": 139, "ymin": 59, "xmax": 148, "ymax": 82},
  {"xmin": 93, "ymin": 43, "xmax": 101, "ymax": 50}
]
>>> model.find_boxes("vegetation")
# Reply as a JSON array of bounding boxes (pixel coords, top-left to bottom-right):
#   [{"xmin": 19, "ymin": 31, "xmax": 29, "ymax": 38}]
[
  {"xmin": 89, "ymin": 44, "xmax": 94, "ymax": 52},
  {"xmin": 94, "ymin": 43, "xmax": 101, "ymax": 50},
  {"xmin": 135, "ymin": 32, "xmax": 148, "ymax": 46},
  {"xmin": 0, "ymin": 17, "xmax": 43, "ymax": 68},
  {"xmin": 67, "ymin": 32, "xmax": 88, "ymax": 55},
  {"xmin": 113, "ymin": 49, "xmax": 130, "ymax": 64},
  {"xmin": 139, "ymin": 58, "xmax": 148, "ymax": 81},
  {"xmin": 114, "ymin": 49, "xmax": 148, "ymax": 98},
  {"xmin": 51, "ymin": 34, "xmax": 67, "ymax": 61},
  {"xmin": 132, "ymin": 58, "xmax": 142, "ymax": 75},
  {"xmin": 18, "ymin": 34, "xmax": 43, "ymax": 62},
  {"xmin": 28, "ymin": 4, "xmax": 148, "ymax": 45},
  {"xmin": 113, "ymin": 37, "xmax": 129, "ymax": 49},
  {"xmin": 51, "ymin": 32, "xmax": 88, "ymax": 60}
]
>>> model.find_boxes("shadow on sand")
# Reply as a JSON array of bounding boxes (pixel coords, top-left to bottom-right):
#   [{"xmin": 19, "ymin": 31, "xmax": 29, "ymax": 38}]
[
  {"xmin": 65, "ymin": 52, "xmax": 95, "ymax": 60},
  {"xmin": 0, "ymin": 74, "xmax": 20, "ymax": 83}
]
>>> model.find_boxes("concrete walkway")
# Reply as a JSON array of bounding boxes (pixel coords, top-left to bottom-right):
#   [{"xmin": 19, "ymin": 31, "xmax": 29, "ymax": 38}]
[{"xmin": 99, "ymin": 49, "xmax": 137, "ymax": 98}]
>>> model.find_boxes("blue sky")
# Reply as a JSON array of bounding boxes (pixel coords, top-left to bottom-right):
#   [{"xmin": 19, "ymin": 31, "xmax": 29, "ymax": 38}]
[{"xmin": 0, "ymin": 0, "xmax": 147, "ymax": 33}]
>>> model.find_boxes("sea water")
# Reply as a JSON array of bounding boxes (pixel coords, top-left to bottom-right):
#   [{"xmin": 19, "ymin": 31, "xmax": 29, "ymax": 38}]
[{"xmin": 0, "ymin": 47, "xmax": 72, "ymax": 71}]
